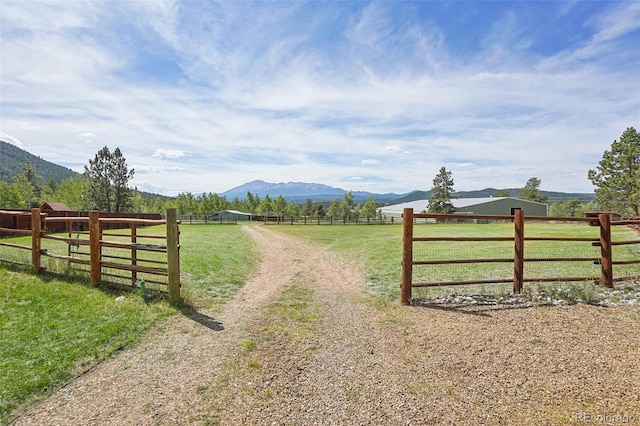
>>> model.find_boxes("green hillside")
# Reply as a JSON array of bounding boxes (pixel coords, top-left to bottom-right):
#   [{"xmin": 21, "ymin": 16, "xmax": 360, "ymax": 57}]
[{"xmin": 0, "ymin": 140, "xmax": 78, "ymax": 184}]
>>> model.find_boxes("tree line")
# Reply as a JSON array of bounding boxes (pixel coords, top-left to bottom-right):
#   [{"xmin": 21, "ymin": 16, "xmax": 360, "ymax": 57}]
[
  {"xmin": 1, "ymin": 127, "xmax": 637, "ymax": 217},
  {"xmin": 0, "ymin": 147, "xmax": 381, "ymax": 219}
]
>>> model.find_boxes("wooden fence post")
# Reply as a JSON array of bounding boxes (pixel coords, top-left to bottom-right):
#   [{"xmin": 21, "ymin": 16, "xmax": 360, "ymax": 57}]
[
  {"xmin": 599, "ymin": 213, "xmax": 613, "ymax": 288},
  {"xmin": 166, "ymin": 208, "xmax": 181, "ymax": 306},
  {"xmin": 131, "ymin": 224, "xmax": 137, "ymax": 285},
  {"xmin": 31, "ymin": 208, "xmax": 42, "ymax": 273},
  {"xmin": 89, "ymin": 210, "xmax": 101, "ymax": 286},
  {"xmin": 401, "ymin": 208, "xmax": 414, "ymax": 305},
  {"xmin": 513, "ymin": 209, "xmax": 524, "ymax": 293}
]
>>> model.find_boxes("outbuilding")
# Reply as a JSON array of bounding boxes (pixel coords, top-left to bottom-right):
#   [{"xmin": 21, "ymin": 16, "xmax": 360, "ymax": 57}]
[
  {"xmin": 380, "ymin": 197, "xmax": 548, "ymax": 218},
  {"xmin": 216, "ymin": 209, "xmax": 252, "ymax": 222},
  {"xmin": 40, "ymin": 202, "xmax": 71, "ymax": 212}
]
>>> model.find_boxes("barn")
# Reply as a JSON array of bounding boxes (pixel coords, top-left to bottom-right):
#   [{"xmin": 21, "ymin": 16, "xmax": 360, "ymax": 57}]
[{"xmin": 380, "ymin": 197, "xmax": 548, "ymax": 218}]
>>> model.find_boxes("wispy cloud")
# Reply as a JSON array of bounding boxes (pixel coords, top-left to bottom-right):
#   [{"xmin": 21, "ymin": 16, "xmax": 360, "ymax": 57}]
[{"xmin": 1, "ymin": 1, "xmax": 638, "ymax": 195}]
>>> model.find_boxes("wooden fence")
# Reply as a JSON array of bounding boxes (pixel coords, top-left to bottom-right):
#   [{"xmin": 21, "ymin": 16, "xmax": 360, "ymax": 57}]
[
  {"xmin": 174, "ymin": 214, "xmax": 396, "ymax": 225},
  {"xmin": 401, "ymin": 208, "xmax": 640, "ymax": 305},
  {"xmin": 262, "ymin": 216, "xmax": 396, "ymax": 225},
  {"xmin": 0, "ymin": 208, "xmax": 181, "ymax": 305}
]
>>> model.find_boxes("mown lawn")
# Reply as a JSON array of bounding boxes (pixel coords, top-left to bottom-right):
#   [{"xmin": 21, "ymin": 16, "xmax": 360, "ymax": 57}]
[
  {"xmin": 0, "ymin": 269, "xmax": 174, "ymax": 423},
  {"xmin": 0, "ymin": 223, "xmax": 258, "ymax": 423}
]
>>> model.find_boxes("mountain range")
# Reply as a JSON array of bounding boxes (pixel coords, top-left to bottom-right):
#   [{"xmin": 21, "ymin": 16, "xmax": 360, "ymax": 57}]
[
  {"xmin": 222, "ymin": 180, "xmax": 595, "ymax": 204},
  {"xmin": 1, "ymin": 139, "xmax": 595, "ymax": 204}
]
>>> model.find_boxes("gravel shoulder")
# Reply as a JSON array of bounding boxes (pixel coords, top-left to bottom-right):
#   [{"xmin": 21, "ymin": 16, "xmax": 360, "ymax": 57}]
[{"xmin": 13, "ymin": 224, "xmax": 640, "ymax": 425}]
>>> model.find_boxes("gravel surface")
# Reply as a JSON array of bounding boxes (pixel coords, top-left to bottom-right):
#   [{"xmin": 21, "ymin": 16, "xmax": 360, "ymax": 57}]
[{"xmin": 12, "ymin": 224, "xmax": 640, "ymax": 425}]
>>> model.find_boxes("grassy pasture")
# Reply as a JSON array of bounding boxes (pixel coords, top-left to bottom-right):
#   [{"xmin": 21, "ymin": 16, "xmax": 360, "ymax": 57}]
[
  {"xmin": 0, "ymin": 224, "xmax": 258, "ymax": 423},
  {"xmin": 0, "ymin": 269, "xmax": 174, "ymax": 423},
  {"xmin": 269, "ymin": 221, "xmax": 640, "ymax": 301},
  {"xmin": 1, "ymin": 220, "xmax": 638, "ymax": 422}
]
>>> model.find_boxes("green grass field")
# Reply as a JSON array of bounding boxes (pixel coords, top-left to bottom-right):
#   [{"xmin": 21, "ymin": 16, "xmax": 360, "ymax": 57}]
[
  {"xmin": 1, "ymin": 220, "xmax": 638, "ymax": 422},
  {"xmin": 0, "ymin": 224, "xmax": 258, "ymax": 424},
  {"xmin": 269, "ymin": 221, "xmax": 640, "ymax": 300},
  {"xmin": 0, "ymin": 269, "xmax": 174, "ymax": 423}
]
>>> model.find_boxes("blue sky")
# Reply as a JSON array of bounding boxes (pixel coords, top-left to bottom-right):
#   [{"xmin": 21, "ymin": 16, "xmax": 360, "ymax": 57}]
[{"xmin": 1, "ymin": 1, "xmax": 639, "ymax": 196}]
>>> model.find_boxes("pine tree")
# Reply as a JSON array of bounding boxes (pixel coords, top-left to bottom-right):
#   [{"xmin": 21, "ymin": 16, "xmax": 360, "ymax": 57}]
[
  {"xmin": 428, "ymin": 167, "xmax": 455, "ymax": 213},
  {"xmin": 340, "ymin": 190, "xmax": 354, "ymax": 220},
  {"xmin": 588, "ymin": 127, "xmax": 639, "ymax": 216},
  {"xmin": 517, "ymin": 177, "xmax": 548, "ymax": 203},
  {"xmin": 361, "ymin": 196, "xmax": 378, "ymax": 219},
  {"xmin": 84, "ymin": 146, "xmax": 134, "ymax": 212},
  {"xmin": 111, "ymin": 147, "xmax": 134, "ymax": 213}
]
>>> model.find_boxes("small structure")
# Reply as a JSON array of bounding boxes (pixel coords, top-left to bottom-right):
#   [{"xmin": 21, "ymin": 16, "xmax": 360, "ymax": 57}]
[
  {"xmin": 40, "ymin": 202, "xmax": 71, "ymax": 212},
  {"xmin": 216, "ymin": 210, "xmax": 252, "ymax": 222},
  {"xmin": 380, "ymin": 197, "xmax": 548, "ymax": 219}
]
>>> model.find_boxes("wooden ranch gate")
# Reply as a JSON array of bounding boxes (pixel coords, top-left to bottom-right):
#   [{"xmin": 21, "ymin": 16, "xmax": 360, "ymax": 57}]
[
  {"xmin": 401, "ymin": 208, "xmax": 640, "ymax": 305},
  {"xmin": 0, "ymin": 208, "xmax": 181, "ymax": 305}
]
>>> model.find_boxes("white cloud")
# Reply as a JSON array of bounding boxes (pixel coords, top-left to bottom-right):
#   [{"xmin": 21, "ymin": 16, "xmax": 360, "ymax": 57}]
[
  {"xmin": 152, "ymin": 148, "xmax": 185, "ymax": 159},
  {"xmin": 0, "ymin": 131, "xmax": 25, "ymax": 148},
  {"xmin": 76, "ymin": 132, "xmax": 96, "ymax": 142},
  {"xmin": 1, "ymin": 1, "xmax": 636, "ymax": 195}
]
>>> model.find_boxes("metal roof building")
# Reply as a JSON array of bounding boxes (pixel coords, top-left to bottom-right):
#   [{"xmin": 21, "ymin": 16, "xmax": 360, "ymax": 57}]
[{"xmin": 380, "ymin": 197, "xmax": 548, "ymax": 218}]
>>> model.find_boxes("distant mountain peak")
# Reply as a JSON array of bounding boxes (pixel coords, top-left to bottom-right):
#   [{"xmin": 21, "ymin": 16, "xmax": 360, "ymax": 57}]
[{"xmin": 222, "ymin": 180, "xmax": 346, "ymax": 198}]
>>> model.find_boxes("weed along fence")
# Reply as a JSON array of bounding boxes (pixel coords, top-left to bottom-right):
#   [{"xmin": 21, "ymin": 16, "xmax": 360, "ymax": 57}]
[
  {"xmin": 0, "ymin": 208, "xmax": 182, "ymax": 305},
  {"xmin": 400, "ymin": 208, "xmax": 640, "ymax": 305}
]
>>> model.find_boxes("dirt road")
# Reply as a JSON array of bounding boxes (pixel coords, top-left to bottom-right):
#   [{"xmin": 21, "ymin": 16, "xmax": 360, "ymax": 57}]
[{"xmin": 13, "ymin": 225, "xmax": 640, "ymax": 425}]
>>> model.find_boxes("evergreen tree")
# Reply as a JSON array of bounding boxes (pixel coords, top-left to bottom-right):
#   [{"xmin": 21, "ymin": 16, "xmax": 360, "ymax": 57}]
[
  {"xmin": 246, "ymin": 192, "xmax": 260, "ymax": 215},
  {"xmin": 493, "ymin": 189, "xmax": 510, "ymax": 197},
  {"xmin": 258, "ymin": 195, "xmax": 272, "ymax": 217},
  {"xmin": 588, "ymin": 127, "xmax": 640, "ymax": 216},
  {"xmin": 517, "ymin": 177, "xmax": 548, "ymax": 203},
  {"xmin": 84, "ymin": 146, "xmax": 134, "ymax": 212},
  {"xmin": 428, "ymin": 167, "xmax": 455, "ymax": 213},
  {"xmin": 340, "ymin": 190, "xmax": 355, "ymax": 220},
  {"xmin": 301, "ymin": 199, "xmax": 314, "ymax": 217},
  {"xmin": 111, "ymin": 147, "xmax": 135, "ymax": 212},
  {"xmin": 326, "ymin": 199, "xmax": 340, "ymax": 219},
  {"xmin": 361, "ymin": 196, "xmax": 378, "ymax": 219},
  {"xmin": 19, "ymin": 163, "xmax": 42, "ymax": 203}
]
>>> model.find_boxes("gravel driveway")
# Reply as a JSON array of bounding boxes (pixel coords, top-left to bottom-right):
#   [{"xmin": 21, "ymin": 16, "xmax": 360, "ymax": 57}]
[{"xmin": 13, "ymin": 225, "xmax": 640, "ymax": 425}]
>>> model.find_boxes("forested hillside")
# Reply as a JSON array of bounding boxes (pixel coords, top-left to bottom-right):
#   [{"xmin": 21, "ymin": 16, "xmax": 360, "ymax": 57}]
[{"xmin": 0, "ymin": 140, "xmax": 77, "ymax": 183}]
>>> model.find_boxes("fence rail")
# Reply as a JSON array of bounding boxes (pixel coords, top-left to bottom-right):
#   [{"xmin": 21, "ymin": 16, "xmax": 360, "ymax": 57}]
[
  {"xmin": 0, "ymin": 208, "xmax": 182, "ymax": 305},
  {"xmin": 400, "ymin": 209, "xmax": 640, "ymax": 305}
]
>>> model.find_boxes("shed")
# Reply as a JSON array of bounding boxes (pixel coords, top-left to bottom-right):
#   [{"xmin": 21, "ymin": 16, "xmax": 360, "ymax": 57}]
[
  {"xmin": 380, "ymin": 197, "xmax": 548, "ymax": 218},
  {"xmin": 41, "ymin": 202, "xmax": 71, "ymax": 211},
  {"xmin": 217, "ymin": 210, "xmax": 252, "ymax": 222}
]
